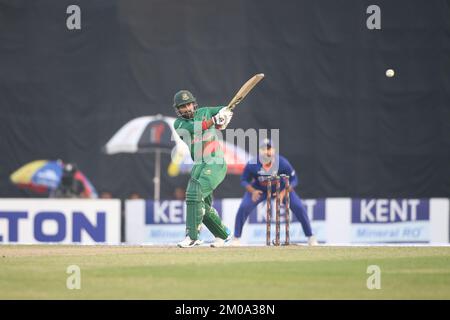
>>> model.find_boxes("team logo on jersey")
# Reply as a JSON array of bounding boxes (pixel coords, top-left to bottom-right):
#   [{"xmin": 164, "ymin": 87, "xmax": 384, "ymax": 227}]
[
  {"xmin": 257, "ymin": 169, "xmax": 274, "ymax": 176},
  {"xmin": 205, "ymin": 169, "xmax": 212, "ymax": 175}
]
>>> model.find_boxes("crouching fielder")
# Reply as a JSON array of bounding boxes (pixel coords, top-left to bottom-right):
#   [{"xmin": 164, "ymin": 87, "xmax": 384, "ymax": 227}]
[
  {"xmin": 172, "ymin": 90, "xmax": 233, "ymax": 248},
  {"xmin": 233, "ymin": 139, "xmax": 318, "ymax": 246}
]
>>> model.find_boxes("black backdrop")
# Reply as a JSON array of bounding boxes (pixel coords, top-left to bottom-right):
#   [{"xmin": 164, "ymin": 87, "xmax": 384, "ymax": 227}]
[{"xmin": 1, "ymin": 0, "xmax": 449, "ymax": 199}]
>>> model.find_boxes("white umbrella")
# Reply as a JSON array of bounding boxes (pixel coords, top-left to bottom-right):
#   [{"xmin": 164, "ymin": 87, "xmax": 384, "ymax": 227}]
[{"xmin": 104, "ymin": 114, "xmax": 185, "ymax": 201}]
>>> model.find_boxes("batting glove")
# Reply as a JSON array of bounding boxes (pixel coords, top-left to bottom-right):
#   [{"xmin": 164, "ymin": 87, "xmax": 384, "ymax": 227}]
[{"xmin": 212, "ymin": 113, "xmax": 226, "ymax": 126}]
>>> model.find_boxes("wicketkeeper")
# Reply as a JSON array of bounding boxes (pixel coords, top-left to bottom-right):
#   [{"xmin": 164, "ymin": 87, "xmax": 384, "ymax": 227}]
[
  {"xmin": 233, "ymin": 139, "xmax": 318, "ymax": 246},
  {"xmin": 173, "ymin": 90, "xmax": 233, "ymax": 248}
]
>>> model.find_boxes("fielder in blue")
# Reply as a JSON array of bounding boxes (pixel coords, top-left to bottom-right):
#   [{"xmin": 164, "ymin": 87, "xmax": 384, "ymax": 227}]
[{"xmin": 233, "ymin": 139, "xmax": 318, "ymax": 246}]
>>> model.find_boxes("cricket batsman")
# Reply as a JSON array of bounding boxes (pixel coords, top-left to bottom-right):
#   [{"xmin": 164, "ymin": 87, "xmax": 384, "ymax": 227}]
[
  {"xmin": 233, "ymin": 139, "xmax": 318, "ymax": 246},
  {"xmin": 172, "ymin": 90, "xmax": 233, "ymax": 248}
]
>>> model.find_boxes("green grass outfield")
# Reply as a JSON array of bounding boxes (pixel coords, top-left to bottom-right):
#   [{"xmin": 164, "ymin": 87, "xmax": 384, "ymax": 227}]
[{"xmin": 0, "ymin": 245, "xmax": 449, "ymax": 299}]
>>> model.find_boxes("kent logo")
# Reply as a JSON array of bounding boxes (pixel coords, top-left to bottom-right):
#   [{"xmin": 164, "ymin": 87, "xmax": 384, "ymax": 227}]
[
  {"xmin": 147, "ymin": 200, "xmax": 185, "ymax": 224},
  {"xmin": 352, "ymin": 199, "xmax": 429, "ymax": 223},
  {"xmin": 145, "ymin": 200, "xmax": 222, "ymax": 224},
  {"xmin": 0, "ymin": 211, "xmax": 106, "ymax": 243}
]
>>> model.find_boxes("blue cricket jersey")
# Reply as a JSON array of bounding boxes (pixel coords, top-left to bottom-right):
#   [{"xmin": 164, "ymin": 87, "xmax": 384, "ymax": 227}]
[{"xmin": 240, "ymin": 155, "xmax": 298, "ymax": 192}]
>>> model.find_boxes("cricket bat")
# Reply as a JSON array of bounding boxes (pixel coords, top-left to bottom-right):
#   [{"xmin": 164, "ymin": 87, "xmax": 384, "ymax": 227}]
[{"xmin": 227, "ymin": 73, "xmax": 265, "ymax": 111}]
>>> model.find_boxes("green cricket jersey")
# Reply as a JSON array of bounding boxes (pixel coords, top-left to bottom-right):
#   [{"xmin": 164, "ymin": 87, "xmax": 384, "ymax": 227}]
[{"xmin": 174, "ymin": 106, "xmax": 225, "ymax": 163}]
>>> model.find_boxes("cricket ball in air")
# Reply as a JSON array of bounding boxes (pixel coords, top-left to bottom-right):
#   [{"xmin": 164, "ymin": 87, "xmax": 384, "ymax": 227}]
[{"xmin": 386, "ymin": 69, "xmax": 395, "ymax": 77}]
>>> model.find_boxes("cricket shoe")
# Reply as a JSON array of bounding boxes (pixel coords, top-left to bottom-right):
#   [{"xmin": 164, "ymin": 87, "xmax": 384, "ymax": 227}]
[
  {"xmin": 177, "ymin": 236, "xmax": 203, "ymax": 248},
  {"xmin": 308, "ymin": 235, "xmax": 319, "ymax": 246},
  {"xmin": 210, "ymin": 235, "xmax": 232, "ymax": 248},
  {"xmin": 230, "ymin": 238, "xmax": 241, "ymax": 247}
]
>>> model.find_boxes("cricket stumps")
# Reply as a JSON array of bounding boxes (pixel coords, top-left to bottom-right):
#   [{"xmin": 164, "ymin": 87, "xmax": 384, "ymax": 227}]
[{"xmin": 265, "ymin": 174, "xmax": 290, "ymax": 246}]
